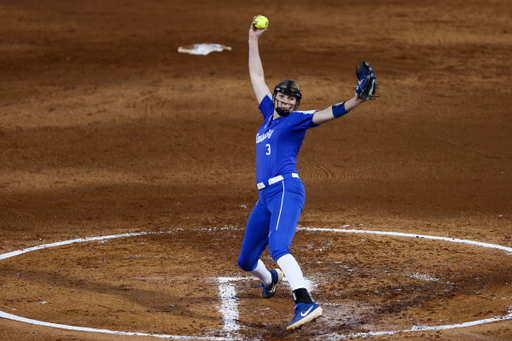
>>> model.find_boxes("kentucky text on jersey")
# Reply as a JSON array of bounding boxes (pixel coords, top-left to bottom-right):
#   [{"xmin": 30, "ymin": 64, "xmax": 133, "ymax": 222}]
[{"xmin": 256, "ymin": 129, "xmax": 274, "ymax": 143}]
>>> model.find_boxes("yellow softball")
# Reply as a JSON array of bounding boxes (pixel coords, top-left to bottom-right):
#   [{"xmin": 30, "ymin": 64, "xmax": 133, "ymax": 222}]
[{"xmin": 254, "ymin": 15, "xmax": 269, "ymax": 29}]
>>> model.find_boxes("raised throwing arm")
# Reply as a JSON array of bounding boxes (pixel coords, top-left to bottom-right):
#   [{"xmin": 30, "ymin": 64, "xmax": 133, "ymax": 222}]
[{"xmin": 248, "ymin": 16, "xmax": 271, "ymax": 104}]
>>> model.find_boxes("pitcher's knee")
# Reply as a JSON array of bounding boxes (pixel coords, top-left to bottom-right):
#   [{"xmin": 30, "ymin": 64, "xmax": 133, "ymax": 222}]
[
  {"xmin": 237, "ymin": 255, "xmax": 255, "ymax": 272},
  {"xmin": 270, "ymin": 247, "xmax": 290, "ymax": 262}
]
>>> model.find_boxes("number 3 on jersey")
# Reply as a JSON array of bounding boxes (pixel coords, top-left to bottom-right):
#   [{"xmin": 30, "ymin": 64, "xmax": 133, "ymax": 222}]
[{"xmin": 265, "ymin": 144, "xmax": 271, "ymax": 155}]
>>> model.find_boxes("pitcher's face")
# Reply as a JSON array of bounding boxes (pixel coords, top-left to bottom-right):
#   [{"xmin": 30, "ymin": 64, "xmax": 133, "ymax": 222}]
[{"xmin": 274, "ymin": 92, "xmax": 297, "ymax": 111}]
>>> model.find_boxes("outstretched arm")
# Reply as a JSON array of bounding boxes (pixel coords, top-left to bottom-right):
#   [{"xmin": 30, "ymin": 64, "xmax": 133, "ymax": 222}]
[
  {"xmin": 312, "ymin": 96, "xmax": 364, "ymax": 125},
  {"xmin": 312, "ymin": 61, "xmax": 377, "ymax": 125},
  {"xmin": 248, "ymin": 16, "xmax": 271, "ymax": 104}
]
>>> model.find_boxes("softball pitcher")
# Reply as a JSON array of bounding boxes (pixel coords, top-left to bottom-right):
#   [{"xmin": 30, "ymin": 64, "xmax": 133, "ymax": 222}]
[{"xmin": 237, "ymin": 16, "xmax": 377, "ymax": 331}]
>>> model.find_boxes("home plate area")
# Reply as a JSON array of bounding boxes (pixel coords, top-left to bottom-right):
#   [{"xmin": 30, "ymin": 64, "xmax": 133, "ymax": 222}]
[{"xmin": 1, "ymin": 227, "xmax": 512, "ymax": 340}]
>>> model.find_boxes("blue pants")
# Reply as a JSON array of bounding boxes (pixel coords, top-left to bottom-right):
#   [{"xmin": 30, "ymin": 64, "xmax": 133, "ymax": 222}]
[{"xmin": 238, "ymin": 178, "xmax": 306, "ymax": 272}]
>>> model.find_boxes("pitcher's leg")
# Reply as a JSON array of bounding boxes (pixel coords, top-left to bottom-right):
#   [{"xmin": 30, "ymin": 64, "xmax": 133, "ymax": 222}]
[
  {"xmin": 266, "ymin": 180, "xmax": 322, "ymax": 330},
  {"xmin": 249, "ymin": 259, "xmax": 271, "ymax": 285},
  {"xmin": 238, "ymin": 199, "xmax": 283, "ymax": 298},
  {"xmin": 237, "ymin": 202, "xmax": 271, "ymax": 273},
  {"xmin": 267, "ymin": 180, "xmax": 305, "ymax": 264}
]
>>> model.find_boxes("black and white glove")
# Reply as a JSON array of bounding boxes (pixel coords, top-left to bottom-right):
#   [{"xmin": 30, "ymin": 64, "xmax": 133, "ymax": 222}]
[{"xmin": 355, "ymin": 61, "xmax": 377, "ymax": 101}]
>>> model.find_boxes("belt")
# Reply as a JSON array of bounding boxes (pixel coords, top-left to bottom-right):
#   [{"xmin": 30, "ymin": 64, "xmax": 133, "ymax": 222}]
[{"xmin": 257, "ymin": 173, "xmax": 299, "ymax": 190}]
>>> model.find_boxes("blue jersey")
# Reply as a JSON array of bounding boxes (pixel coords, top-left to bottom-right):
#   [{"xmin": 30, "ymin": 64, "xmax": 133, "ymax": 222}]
[{"xmin": 255, "ymin": 94, "xmax": 319, "ymax": 183}]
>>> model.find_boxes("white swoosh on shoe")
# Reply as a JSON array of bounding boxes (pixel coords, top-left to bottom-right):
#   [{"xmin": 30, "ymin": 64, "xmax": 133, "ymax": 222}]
[{"xmin": 300, "ymin": 306, "xmax": 314, "ymax": 317}]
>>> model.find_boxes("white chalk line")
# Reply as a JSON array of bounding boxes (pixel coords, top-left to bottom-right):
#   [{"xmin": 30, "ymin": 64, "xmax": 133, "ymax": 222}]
[
  {"xmin": 0, "ymin": 228, "xmax": 511, "ymax": 339},
  {"xmin": 0, "ymin": 232, "xmax": 154, "ymax": 261},
  {"xmin": 318, "ymin": 312, "xmax": 512, "ymax": 340},
  {"xmin": 217, "ymin": 278, "xmax": 240, "ymax": 334},
  {"xmin": 0, "ymin": 310, "xmax": 224, "ymax": 340},
  {"xmin": 298, "ymin": 227, "xmax": 512, "ymax": 255}
]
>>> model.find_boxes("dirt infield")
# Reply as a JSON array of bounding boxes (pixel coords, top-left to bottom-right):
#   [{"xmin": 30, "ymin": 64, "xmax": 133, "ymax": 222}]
[{"xmin": 1, "ymin": 0, "xmax": 512, "ymax": 340}]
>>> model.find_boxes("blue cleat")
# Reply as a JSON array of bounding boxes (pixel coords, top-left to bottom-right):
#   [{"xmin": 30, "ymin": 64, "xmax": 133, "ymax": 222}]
[
  {"xmin": 261, "ymin": 269, "xmax": 283, "ymax": 298},
  {"xmin": 286, "ymin": 302, "xmax": 323, "ymax": 331}
]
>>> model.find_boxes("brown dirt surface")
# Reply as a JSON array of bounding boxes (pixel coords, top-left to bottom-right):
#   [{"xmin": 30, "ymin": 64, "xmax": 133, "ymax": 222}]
[{"xmin": 1, "ymin": 0, "xmax": 512, "ymax": 340}]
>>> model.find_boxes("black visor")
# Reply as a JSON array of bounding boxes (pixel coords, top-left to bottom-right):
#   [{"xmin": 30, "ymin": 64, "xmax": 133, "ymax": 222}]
[{"xmin": 273, "ymin": 86, "xmax": 302, "ymax": 100}]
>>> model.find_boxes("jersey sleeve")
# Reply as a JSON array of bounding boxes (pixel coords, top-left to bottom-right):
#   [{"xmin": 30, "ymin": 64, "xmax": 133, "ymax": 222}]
[
  {"xmin": 290, "ymin": 110, "xmax": 320, "ymax": 131},
  {"xmin": 258, "ymin": 94, "xmax": 274, "ymax": 120}
]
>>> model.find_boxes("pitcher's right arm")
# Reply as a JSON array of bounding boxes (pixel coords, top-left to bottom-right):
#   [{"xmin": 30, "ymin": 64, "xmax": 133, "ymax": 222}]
[{"xmin": 249, "ymin": 16, "xmax": 271, "ymax": 104}]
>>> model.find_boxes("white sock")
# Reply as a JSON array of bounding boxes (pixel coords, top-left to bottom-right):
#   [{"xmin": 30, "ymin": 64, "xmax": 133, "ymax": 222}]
[
  {"xmin": 276, "ymin": 254, "xmax": 306, "ymax": 291},
  {"xmin": 249, "ymin": 259, "xmax": 272, "ymax": 286}
]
